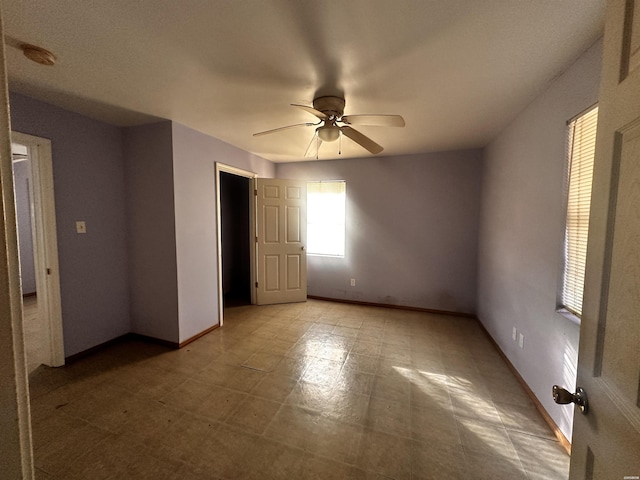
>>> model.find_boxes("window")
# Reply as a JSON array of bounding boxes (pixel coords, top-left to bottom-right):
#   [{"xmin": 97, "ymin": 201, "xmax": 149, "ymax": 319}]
[
  {"xmin": 561, "ymin": 106, "xmax": 598, "ymax": 317},
  {"xmin": 307, "ymin": 180, "xmax": 346, "ymax": 257}
]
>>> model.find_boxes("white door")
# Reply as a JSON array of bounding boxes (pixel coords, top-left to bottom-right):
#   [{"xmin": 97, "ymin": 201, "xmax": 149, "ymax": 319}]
[
  {"xmin": 255, "ymin": 178, "xmax": 307, "ymax": 305},
  {"xmin": 567, "ymin": 1, "xmax": 640, "ymax": 477}
]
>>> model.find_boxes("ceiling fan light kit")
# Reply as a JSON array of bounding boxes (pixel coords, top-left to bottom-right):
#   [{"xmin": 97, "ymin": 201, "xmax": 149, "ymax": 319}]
[
  {"xmin": 317, "ymin": 125, "xmax": 341, "ymax": 142},
  {"xmin": 254, "ymin": 95, "xmax": 404, "ymax": 157}
]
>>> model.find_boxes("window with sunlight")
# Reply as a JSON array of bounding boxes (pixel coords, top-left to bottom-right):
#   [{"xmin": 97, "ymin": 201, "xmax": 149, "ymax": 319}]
[
  {"xmin": 307, "ymin": 180, "xmax": 346, "ymax": 257},
  {"xmin": 561, "ymin": 105, "xmax": 598, "ymax": 317}
]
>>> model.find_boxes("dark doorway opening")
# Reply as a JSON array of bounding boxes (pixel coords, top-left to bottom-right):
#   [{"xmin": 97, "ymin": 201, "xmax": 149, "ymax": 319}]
[{"xmin": 220, "ymin": 171, "xmax": 252, "ymax": 307}]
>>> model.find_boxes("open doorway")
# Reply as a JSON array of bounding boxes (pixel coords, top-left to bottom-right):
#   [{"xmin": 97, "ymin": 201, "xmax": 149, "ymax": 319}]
[
  {"xmin": 11, "ymin": 132, "xmax": 64, "ymax": 369},
  {"xmin": 220, "ymin": 171, "xmax": 251, "ymax": 307},
  {"xmin": 11, "ymin": 143, "xmax": 40, "ymax": 372},
  {"xmin": 215, "ymin": 163, "xmax": 257, "ymax": 326}
]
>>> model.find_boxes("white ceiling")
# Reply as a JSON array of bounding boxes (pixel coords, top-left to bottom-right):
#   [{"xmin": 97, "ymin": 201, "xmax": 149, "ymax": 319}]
[{"xmin": 3, "ymin": 0, "xmax": 606, "ymax": 163}]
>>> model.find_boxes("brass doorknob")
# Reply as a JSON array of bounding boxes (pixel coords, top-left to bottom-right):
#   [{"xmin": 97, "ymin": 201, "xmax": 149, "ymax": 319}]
[{"xmin": 552, "ymin": 385, "xmax": 588, "ymax": 414}]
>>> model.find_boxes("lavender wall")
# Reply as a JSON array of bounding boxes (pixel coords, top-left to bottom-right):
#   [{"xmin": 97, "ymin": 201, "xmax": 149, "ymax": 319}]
[
  {"xmin": 172, "ymin": 123, "xmax": 275, "ymax": 180},
  {"xmin": 123, "ymin": 122, "xmax": 179, "ymax": 342},
  {"xmin": 477, "ymin": 39, "xmax": 602, "ymax": 440},
  {"xmin": 10, "ymin": 93, "xmax": 130, "ymax": 357},
  {"xmin": 171, "ymin": 122, "xmax": 275, "ymax": 342},
  {"xmin": 277, "ymin": 151, "xmax": 482, "ymax": 314},
  {"xmin": 123, "ymin": 121, "xmax": 275, "ymax": 344},
  {"xmin": 12, "ymin": 160, "xmax": 36, "ymax": 294}
]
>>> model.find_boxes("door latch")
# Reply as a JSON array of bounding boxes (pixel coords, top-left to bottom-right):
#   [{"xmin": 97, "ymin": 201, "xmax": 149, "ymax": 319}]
[{"xmin": 552, "ymin": 385, "xmax": 588, "ymax": 414}]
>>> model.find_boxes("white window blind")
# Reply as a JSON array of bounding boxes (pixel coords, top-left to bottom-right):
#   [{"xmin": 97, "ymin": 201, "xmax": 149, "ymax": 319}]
[
  {"xmin": 307, "ymin": 180, "xmax": 346, "ymax": 257},
  {"xmin": 561, "ymin": 106, "xmax": 598, "ymax": 317}
]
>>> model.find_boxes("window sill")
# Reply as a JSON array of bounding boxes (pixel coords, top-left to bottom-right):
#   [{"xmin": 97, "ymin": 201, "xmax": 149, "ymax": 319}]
[
  {"xmin": 307, "ymin": 253, "xmax": 345, "ymax": 259},
  {"xmin": 556, "ymin": 308, "xmax": 581, "ymax": 326}
]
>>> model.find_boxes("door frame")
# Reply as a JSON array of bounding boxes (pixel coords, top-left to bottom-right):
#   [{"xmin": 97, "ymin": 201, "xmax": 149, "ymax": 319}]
[
  {"xmin": 12, "ymin": 131, "xmax": 64, "ymax": 366},
  {"xmin": 215, "ymin": 162, "xmax": 257, "ymax": 326}
]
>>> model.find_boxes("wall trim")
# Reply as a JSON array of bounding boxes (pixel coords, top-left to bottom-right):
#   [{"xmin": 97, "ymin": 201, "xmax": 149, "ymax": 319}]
[
  {"xmin": 475, "ymin": 316, "xmax": 572, "ymax": 455},
  {"xmin": 65, "ymin": 324, "xmax": 222, "ymax": 363},
  {"xmin": 65, "ymin": 333, "xmax": 132, "ymax": 364},
  {"xmin": 127, "ymin": 332, "xmax": 179, "ymax": 349},
  {"xmin": 178, "ymin": 324, "xmax": 219, "ymax": 348},
  {"xmin": 307, "ymin": 295, "xmax": 476, "ymax": 318}
]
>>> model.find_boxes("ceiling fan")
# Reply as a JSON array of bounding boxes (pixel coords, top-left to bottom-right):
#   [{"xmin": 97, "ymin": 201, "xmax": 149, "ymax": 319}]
[{"xmin": 253, "ymin": 96, "xmax": 405, "ymax": 157}]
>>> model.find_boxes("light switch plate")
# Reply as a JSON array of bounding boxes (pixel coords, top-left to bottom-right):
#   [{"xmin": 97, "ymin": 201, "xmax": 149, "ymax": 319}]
[{"xmin": 76, "ymin": 221, "xmax": 86, "ymax": 234}]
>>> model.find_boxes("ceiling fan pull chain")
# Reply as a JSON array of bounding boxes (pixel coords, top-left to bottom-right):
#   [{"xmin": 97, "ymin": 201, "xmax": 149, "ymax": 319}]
[
  {"xmin": 316, "ymin": 135, "xmax": 319, "ymax": 160},
  {"xmin": 339, "ymin": 132, "xmax": 342, "ymax": 155}
]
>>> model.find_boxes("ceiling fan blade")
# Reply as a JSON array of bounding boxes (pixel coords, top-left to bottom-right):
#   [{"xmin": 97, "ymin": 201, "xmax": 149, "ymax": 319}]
[
  {"xmin": 304, "ymin": 133, "xmax": 322, "ymax": 158},
  {"xmin": 341, "ymin": 114, "xmax": 405, "ymax": 127},
  {"xmin": 253, "ymin": 122, "xmax": 315, "ymax": 137},
  {"xmin": 341, "ymin": 126, "xmax": 384, "ymax": 154},
  {"xmin": 292, "ymin": 104, "xmax": 328, "ymax": 120}
]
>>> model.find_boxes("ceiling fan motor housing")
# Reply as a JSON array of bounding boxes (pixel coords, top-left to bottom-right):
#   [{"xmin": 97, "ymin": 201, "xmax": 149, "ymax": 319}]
[{"xmin": 313, "ymin": 96, "xmax": 345, "ymax": 118}]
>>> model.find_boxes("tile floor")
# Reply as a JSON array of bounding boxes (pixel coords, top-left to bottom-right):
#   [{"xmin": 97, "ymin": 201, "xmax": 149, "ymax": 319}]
[
  {"xmin": 28, "ymin": 299, "xmax": 570, "ymax": 479},
  {"xmin": 23, "ymin": 295, "xmax": 46, "ymax": 374}
]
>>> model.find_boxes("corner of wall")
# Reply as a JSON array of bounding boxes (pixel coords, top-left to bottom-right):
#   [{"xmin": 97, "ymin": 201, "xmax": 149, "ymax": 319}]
[{"xmin": 123, "ymin": 121, "xmax": 180, "ymax": 343}]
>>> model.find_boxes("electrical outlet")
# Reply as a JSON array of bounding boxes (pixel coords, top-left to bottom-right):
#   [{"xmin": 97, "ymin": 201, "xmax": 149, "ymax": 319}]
[
  {"xmin": 350, "ymin": 278, "xmax": 356, "ymax": 287},
  {"xmin": 518, "ymin": 333, "xmax": 525, "ymax": 349},
  {"xmin": 512, "ymin": 327, "xmax": 517, "ymax": 341}
]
